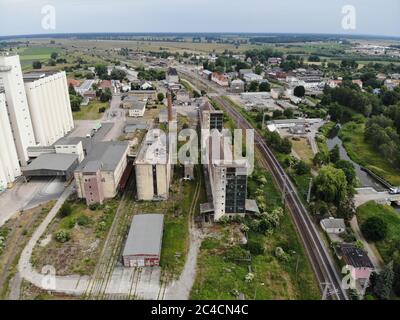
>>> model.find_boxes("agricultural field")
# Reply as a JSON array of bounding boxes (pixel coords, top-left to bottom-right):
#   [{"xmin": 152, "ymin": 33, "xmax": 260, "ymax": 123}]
[{"xmin": 16, "ymin": 46, "xmax": 62, "ymax": 69}]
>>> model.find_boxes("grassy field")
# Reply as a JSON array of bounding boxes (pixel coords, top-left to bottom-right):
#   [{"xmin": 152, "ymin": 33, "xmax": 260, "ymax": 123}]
[
  {"xmin": 191, "ymin": 170, "xmax": 320, "ymax": 300},
  {"xmin": 73, "ymin": 101, "xmax": 109, "ymax": 120},
  {"xmin": 357, "ymin": 201, "xmax": 400, "ymax": 263},
  {"xmin": 0, "ymin": 202, "xmax": 55, "ymax": 299},
  {"xmin": 339, "ymin": 121, "xmax": 400, "ymax": 186},
  {"xmin": 290, "ymin": 137, "xmax": 314, "ymax": 164},
  {"xmin": 160, "ymin": 166, "xmax": 206, "ymax": 275},
  {"xmin": 31, "ymin": 199, "xmax": 118, "ymax": 276},
  {"xmin": 16, "ymin": 46, "xmax": 62, "ymax": 69}
]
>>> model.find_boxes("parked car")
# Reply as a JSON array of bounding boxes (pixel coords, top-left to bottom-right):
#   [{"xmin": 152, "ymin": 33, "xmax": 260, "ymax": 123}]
[{"xmin": 389, "ymin": 187, "xmax": 400, "ymax": 195}]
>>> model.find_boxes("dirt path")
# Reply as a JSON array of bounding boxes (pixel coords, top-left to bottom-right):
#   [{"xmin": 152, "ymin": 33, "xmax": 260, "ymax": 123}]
[{"xmin": 165, "ymin": 172, "xmax": 203, "ymax": 299}]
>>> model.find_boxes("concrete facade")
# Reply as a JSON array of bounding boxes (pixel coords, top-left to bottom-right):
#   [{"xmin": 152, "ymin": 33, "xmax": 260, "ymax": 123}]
[
  {"xmin": 24, "ymin": 71, "xmax": 74, "ymax": 146},
  {"xmin": 0, "ymin": 55, "xmax": 36, "ymax": 165},
  {"xmin": 135, "ymin": 130, "xmax": 172, "ymax": 201},
  {"xmin": 0, "ymin": 93, "xmax": 21, "ymax": 190},
  {"xmin": 74, "ymin": 142, "xmax": 129, "ymax": 204}
]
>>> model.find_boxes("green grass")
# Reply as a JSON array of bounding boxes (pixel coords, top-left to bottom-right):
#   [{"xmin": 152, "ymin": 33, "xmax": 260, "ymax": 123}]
[
  {"xmin": 357, "ymin": 201, "xmax": 400, "ymax": 262},
  {"xmin": 17, "ymin": 46, "xmax": 61, "ymax": 69},
  {"xmin": 191, "ymin": 170, "xmax": 320, "ymax": 300},
  {"xmin": 339, "ymin": 121, "xmax": 400, "ymax": 186},
  {"xmin": 72, "ymin": 101, "xmax": 109, "ymax": 120},
  {"xmin": 160, "ymin": 165, "xmax": 206, "ymax": 276}
]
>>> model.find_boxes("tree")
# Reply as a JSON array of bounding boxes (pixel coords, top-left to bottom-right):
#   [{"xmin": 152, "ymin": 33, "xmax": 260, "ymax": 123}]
[
  {"xmin": 329, "ymin": 145, "xmax": 340, "ymax": 163},
  {"xmin": 361, "ymin": 216, "xmax": 388, "ymax": 242},
  {"xmin": 374, "ymin": 262, "xmax": 394, "ymax": 300},
  {"xmin": 157, "ymin": 92, "xmax": 165, "ymax": 102},
  {"xmin": 294, "ymin": 85, "xmax": 305, "ymax": 97},
  {"xmin": 313, "ymin": 165, "xmax": 348, "ymax": 205},
  {"xmin": 335, "ymin": 160, "xmax": 356, "ymax": 186},
  {"xmin": 50, "ymin": 52, "xmax": 58, "ymax": 60},
  {"xmin": 95, "ymin": 63, "xmax": 108, "ymax": 79},
  {"xmin": 313, "ymin": 151, "xmax": 329, "ymax": 167},
  {"xmin": 283, "ymin": 108, "xmax": 294, "ymax": 119},
  {"xmin": 110, "ymin": 68, "xmax": 127, "ymax": 81},
  {"xmin": 294, "ymin": 160, "xmax": 311, "ymax": 175},
  {"xmin": 32, "ymin": 60, "xmax": 42, "ymax": 69},
  {"xmin": 259, "ymin": 81, "xmax": 270, "ymax": 92},
  {"xmin": 193, "ymin": 90, "xmax": 201, "ymax": 98},
  {"xmin": 59, "ymin": 203, "xmax": 72, "ymax": 217},
  {"xmin": 70, "ymin": 95, "xmax": 82, "ymax": 112},
  {"xmin": 248, "ymin": 81, "xmax": 259, "ymax": 92},
  {"xmin": 100, "ymin": 88, "xmax": 112, "ymax": 102}
]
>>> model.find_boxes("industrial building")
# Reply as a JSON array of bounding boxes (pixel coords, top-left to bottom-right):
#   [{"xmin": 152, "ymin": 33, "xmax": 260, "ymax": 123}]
[
  {"xmin": 74, "ymin": 141, "xmax": 129, "ymax": 205},
  {"xmin": 199, "ymin": 101, "xmax": 258, "ymax": 221},
  {"xmin": 199, "ymin": 101, "xmax": 224, "ymax": 132},
  {"xmin": 24, "ymin": 71, "xmax": 74, "ymax": 146},
  {"xmin": 0, "ymin": 54, "xmax": 36, "ymax": 165},
  {"xmin": 0, "ymin": 55, "xmax": 76, "ymax": 188},
  {"xmin": 0, "ymin": 92, "xmax": 21, "ymax": 190},
  {"xmin": 122, "ymin": 214, "xmax": 164, "ymax": 267},
  {"xmin": 135, "ymin": 129, "xmax": 172, "ymax": 201},
  {"xmin": 22, "ymin": 153, "xmax": 79, "ymax": 180},
  {"xmin": 230, "ymin": 79, "xmax": 245, "ymax": 93},
  {"xmin": 166, "ymin": 67, "xmax": 179, "ymax": 83}
]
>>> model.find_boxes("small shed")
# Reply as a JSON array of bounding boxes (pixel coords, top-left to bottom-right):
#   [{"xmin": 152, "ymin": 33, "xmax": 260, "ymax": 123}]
[
  {"xmin": 320, "ymin": 217, "xmax": 346, "ymax": 234},
  {"xmin": 122, "ymin": 214, "xmax": 164, "ymax": 267}
]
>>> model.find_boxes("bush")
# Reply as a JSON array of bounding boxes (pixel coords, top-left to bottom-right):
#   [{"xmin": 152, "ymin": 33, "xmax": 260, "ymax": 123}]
[
  {"xmin": 294, "ymin": 160, "xmax": 311, "ymax": 175},
  {"xmin": 55, "ymin": 230, "xmax": 70, "ymax": 243},
  {"xmin": 59, "ymin": 203, "xmax": 72, "ymax": 217},
  {"xmin": 361, "ymin": 216, "xmax": 388, "ymax": 242},
  {"xmin": 76, "ymin": 215, "xmax": 90, "ymax": 227},
  {"xmin": 245, "ymin": 239, "xmax": 264, "ymax": 255},
  {"xmin": 98, "ymin": 107, "xmax": 106, "ymax": 113}
]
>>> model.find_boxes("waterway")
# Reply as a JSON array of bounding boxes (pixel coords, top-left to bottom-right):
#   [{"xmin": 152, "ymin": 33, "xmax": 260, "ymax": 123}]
[{"xmin": 326, "ymin": 132, "xmax": 387, "ymax": 192}]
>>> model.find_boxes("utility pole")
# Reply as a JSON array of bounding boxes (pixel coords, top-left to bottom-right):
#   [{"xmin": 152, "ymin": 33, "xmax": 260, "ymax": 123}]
[{"xmin": 307, "ymin": 177, "xmax": 313, "ymax": 203}]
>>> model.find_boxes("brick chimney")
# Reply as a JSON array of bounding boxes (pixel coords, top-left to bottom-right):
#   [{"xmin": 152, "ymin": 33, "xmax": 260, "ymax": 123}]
[{"xmin": 167, "ymin": 91, "xmax": 173, "ymax": 122}]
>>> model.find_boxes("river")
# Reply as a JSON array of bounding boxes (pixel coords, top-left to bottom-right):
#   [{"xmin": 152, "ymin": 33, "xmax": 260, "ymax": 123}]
[{"xmin": 326, "ymin": 134, "xmax": 387, "ymax": 192}]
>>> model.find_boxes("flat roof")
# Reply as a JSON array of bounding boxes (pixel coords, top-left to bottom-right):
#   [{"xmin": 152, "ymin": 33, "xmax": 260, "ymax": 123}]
[
  {"xmin": 122, "ymin": 214, "xmax": 164, "ymax": 257},
  {"xmin": 75, "ymin": 141, "xmax": 128, "ymax": 173},
  {"xmin": 24, "ymin": 154, "xmax": 79, "ymax": 172}
]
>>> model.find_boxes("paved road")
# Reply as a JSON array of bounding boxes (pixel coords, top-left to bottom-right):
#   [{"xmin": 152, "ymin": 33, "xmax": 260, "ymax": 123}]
[
  {"xmin": 354, "ymin": 187, "xmax": 400, "ymax": 207},
  {"xmin": 0, "ymin": 177, "xmax": 65, "ymax": 227}
]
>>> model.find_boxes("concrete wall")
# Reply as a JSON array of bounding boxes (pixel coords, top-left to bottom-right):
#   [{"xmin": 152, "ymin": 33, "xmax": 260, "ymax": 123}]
[
  {"xmin": 25, "ymin": 71, "xmax": 74, "ymax": 146},
  {"xmin": 0, "ymin": 93, "xmax": 21, "ymax": 190},
  {"xmin": 135, "ymin": 163, "xmax": 154, "ymax": 200},
  {"xmin": 0, "ymin": 55, "xmax": 35, "ymax": 165}
]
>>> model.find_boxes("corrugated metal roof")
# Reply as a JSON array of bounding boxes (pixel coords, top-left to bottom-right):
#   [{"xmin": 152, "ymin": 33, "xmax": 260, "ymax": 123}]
[{"xmin": 122, "ymin": 214, "xmax": 164, "ymax": 257}]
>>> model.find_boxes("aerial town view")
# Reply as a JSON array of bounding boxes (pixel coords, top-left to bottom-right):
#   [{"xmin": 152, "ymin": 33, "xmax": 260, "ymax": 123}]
[{"xmin": 0, "ymin": 0, "xmax": 399, "ymax": 312}]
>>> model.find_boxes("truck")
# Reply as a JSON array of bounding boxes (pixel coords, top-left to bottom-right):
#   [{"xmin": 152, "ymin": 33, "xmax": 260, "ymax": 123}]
[{"xmin": 93, "ymin": 123, "xmax": 102, "ymax": 132}]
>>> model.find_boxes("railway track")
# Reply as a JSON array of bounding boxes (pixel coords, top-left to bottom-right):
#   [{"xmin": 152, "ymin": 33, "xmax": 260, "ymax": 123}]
[{"xmin": 213, "ymin": 96, "xmax": 348, "ymax": 300}]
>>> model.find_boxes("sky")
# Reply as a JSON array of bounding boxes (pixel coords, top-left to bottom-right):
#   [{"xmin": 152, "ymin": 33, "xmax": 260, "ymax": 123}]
[{"xmin": 0, "ymin": 0, "xmax": 399, "ymax": 37}]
